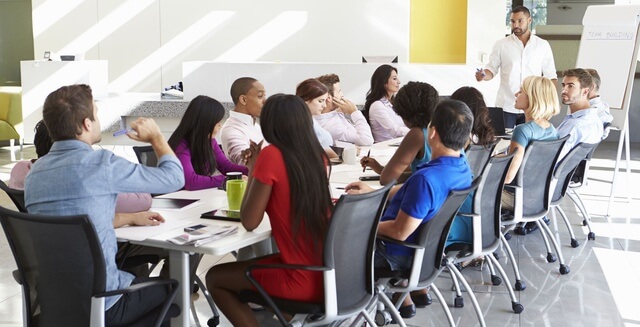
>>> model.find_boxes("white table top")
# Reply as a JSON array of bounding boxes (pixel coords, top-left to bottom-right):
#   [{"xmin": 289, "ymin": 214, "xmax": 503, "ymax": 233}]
[{"xmin": 115, "ymin": 188, "xmax": 271, "ymax": 255}]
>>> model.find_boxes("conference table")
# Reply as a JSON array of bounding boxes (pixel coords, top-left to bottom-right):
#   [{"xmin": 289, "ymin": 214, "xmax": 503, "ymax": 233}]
[{"xmin": 115, "ymin": 138, "xmax": 401, "ymax": 326}]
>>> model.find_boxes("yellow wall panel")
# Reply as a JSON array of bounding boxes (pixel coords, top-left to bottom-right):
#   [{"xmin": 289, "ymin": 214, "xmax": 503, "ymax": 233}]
[{"xmin": 410, "ymin": 0, "xmax": 467, "ymax": 63}]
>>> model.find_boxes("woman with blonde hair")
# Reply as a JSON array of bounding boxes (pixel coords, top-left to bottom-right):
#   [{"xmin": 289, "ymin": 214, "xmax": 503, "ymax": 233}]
[{"xmin": 504, "ymin": 75, "xmax": 560, "ymax": 184}]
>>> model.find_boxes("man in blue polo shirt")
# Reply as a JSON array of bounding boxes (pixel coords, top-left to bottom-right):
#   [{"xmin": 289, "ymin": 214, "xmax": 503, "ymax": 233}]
[{"xmin": 345, "ymin": 99, "xmax": 473, "ymax": 319}]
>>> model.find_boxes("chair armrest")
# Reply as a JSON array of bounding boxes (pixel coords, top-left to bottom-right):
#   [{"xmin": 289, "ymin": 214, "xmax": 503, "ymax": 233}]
[
  {"xmin": 377, "ymin": 235, "xmax": 422, "ymax": 249},
  {"xmin": 95, "ymin": 278, "xmax": 178, "ymax": 298},
  {"xmin": 246, "ymin": 263, "xmax": 330, "ymax": 274},
  {"xmin": 244, "ymin": 264, "xmax": 330, "ymax": 327}
]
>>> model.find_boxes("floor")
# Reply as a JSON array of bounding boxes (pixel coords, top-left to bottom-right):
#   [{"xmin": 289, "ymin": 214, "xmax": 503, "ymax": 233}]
[{"xmin": 0, "ymin": 141, "xmax": 639, "ymax": 327}]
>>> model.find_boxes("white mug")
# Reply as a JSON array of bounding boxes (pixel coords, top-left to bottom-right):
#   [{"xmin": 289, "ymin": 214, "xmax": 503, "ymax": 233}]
[{"xmin": 342, "ymin": 146, "xmax": 358, "ymax": 165}]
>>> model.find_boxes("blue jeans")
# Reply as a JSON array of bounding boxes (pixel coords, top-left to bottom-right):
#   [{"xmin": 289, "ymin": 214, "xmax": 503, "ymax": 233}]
[
  {"xmin": 374, "ymin": 240, "xmax": 412, "ymax": 271},
  {"xmin": 503, "ymin": 112, "xmax": 525, "ymax": 129}
]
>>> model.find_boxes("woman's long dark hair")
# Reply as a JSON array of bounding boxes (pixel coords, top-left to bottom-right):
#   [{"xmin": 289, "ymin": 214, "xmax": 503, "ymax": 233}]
[
  {"xmin": 260, "ymin": 94, "xmax": 332, "ymax": 251},
  {"xmin": 363, "ymin": 64, "xmax": 397, "ymax": 123},
  {"xmin": 450, "ymin": 86, "xmax": 495, "ymax": 147},
  {"xmin": 168, "ymin": 95, "xmax": 225, "ymax": 175}
]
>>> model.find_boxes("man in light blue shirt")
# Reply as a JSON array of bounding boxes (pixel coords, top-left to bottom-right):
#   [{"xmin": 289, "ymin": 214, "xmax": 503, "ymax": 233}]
[
  {"xmin": 586, "ymin": 68, "xmax": 613, "ymax": 138},
  {"xmin": 25, "ymin": 84, "xmax": 185, "ymax": 326},
  {"xmin": 558, "ymin": 68, "xmax": 604, "ymax": 160}
]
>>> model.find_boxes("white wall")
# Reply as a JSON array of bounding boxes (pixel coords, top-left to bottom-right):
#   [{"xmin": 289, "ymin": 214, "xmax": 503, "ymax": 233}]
[{"xmin": 30, "ymin": 0, "xmax": 505, "ymax": 93}]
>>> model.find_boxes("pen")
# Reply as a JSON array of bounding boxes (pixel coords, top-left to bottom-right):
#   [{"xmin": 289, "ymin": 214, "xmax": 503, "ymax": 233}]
[
  {"xmin": 477, "ymin": 68, "xmax": 486, "ymax": 77},
  {"xmin": 113, "ymin": 128, "xmax": 133, "ymax": 137},
  {"xmin": 336, "ymin": 187, "xmax": 345, "ymax": 190},
  {"xmin": 363, "ymin": 149, "xmax": 370, "ymax": 173}
]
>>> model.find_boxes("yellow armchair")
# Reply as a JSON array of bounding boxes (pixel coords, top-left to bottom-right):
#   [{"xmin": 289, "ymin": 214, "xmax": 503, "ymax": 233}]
[{"xmin": 0, "ymin": 86, "xmax": 23, "ymax": 149}]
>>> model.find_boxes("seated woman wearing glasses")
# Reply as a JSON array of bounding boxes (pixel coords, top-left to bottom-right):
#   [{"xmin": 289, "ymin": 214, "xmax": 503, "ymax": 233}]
[{"xmin": 205, "ymin": 94, "xmax": 333, "ymax": 327}]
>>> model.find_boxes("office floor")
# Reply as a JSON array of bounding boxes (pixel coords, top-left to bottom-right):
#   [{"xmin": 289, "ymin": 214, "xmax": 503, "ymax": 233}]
[{"xmin": 0, "ymin": 142, "xmax": 639, "ymax": 327}]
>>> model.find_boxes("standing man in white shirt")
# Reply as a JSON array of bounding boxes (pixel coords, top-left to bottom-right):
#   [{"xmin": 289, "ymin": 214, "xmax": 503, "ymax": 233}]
[
  {"xmin": 476, "ymin": 5, "xmax": 557, "ymax": 128},
  {"xmin": 221, "ymin": 77, "xmax": 266, "ymax": 165},
  {"xmin": 315, "ymin": 74, "xmax": 374, "ymax": 146}
]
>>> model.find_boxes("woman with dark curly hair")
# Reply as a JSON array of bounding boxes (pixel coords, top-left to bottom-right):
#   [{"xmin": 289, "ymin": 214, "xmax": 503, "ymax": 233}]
[
  {"xmin": 361, "ymin": 81, "xmax": 439, "ymax": 186},
  {"xmin": 450, "ymin": 86, "xmax": 496, "ymax": 147}
]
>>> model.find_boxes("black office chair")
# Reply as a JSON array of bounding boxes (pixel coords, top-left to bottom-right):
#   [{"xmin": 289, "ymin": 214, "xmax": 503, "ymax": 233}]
[
  {"xmin": 550, "ymin": 142, "xmax": 599, "ymax": 248},
  {"xmin": 501, "ymin": 136, "xmax": 570, "ymax": 292},
  {"xmin": 0, "ymin": 180, "xmax": 27, "ymax": 212},
  {"xmin": 465, "ymin": 140, "xmax": 498, "ymax": 178},
  {"xmin": 0, "ymin": 205, "xmax": 179, "ymax": 327},
  {"xmin": 133, "ymin": 146, "xmax": 158, "ymax": 167},
  {"xmin": 566, "ymin": 140, "xmax": 602, "ymax": 241},
  {"xmin": 133, "ymin": 144, "xmax": 220, "ymax": 326},
  {"xmin": 239, "ymin": 182, "xmax": 394, "ymax": 327},
  {"xmin": 375, "ymin": 178, "xmax": 481, "ymax": 327},
  {"xmin": 446, "ymin": 153, "xmax": 524, "ymax": 314}
]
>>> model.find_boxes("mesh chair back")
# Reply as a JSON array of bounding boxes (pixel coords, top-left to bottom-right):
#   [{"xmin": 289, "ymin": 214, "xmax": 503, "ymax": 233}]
[
  {"xmin": 465, "ymin": 141, "xmax": 498, "ymax": 178},
  {"xmin": 0, "ymin": 206, "xmax": 106, "ymax": 327},
  {"xmin": 474, "ymin": 154, "xmax": 515, "ymax": 250},
  {"xmin": 516, "ymin": 136, "xmax": 568, "ymax": 219},
  {"xmin": 133, "ymin": 146, "xmax": 158, "ymax": 167},
  {"xmin": 0, "ymin": 180, "xmax": 27, "ymax": 212},
  {"xmin": 416, "ymin": 178, "xmax": 480, "ymax": 284},
  {"xmin": 551, "ymin": 143, "xmax": 599, "ymax": 205},
  {"xmin": 324, "ymin": 182, "xmax": 393, "ymax": 315}
]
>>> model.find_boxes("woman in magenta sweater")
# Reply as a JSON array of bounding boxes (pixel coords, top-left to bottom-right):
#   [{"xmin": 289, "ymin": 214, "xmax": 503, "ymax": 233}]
[{"xmin": 168, "ymin": 96, "xmax": 248, "ymax": 190}]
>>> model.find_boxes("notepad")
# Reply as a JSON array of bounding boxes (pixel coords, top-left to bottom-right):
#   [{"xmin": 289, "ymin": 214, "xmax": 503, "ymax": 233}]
[
  {"xmin": 151, "ymin": 198, "xmax": 201, "ymax": 211},
  {"xmin": 167, "ymin": 224, "xmax": 238, "ymax": 247}
]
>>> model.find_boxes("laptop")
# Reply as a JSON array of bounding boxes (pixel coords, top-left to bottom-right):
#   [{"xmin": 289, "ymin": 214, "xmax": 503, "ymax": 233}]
[{"xmin": 488, "ymin": 107, "xmax": 511, "ymax": 139}]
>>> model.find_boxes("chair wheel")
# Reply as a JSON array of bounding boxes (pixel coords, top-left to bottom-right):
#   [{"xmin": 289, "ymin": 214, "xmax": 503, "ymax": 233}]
[
  {"xmin": 547, "ymin": 253, "xmax": 557, "ymax": 263},
  {"xmin": 514, "ymin": 226, "xmax": 527, "ymax": 235},
  {"xmin": 493, "ymin": 252, "xmax": 499, "ymax": 260},
  {"xmin": 515, "ymin": 280, "xmax": 526, "ymax": 291},
  {"xmin": 504, "ymin": 232, "xmax": 512, "ymax": 241},
  {"xmin": 491, "ymin": 275, "xmax": 502, "ymax": 286},
  {"xmin": 454, "ymin": 296, "xmax": 464, "ymax": 308},
  {"xmin": 560, "ymin": 264, "xmax": 570, "ymax": 275},
  {"xmin": 588, "ymin": 232, "xmax": 596, "ymax": 240},
  {"xmin": 375, "ymin": 310, "xmax": 392, "ymax": 326},
  {"xmin": 571, "ymin": 239, "xmax": 580, "ymax": 248},
  {"xmin": 512, "ymin": 302, "xmax": 524, "ymax": 314},
  {"xmin": 582, "ymin": 219, "xmax": 587, "ymax": 226},
  {"xmin": 207, "ymin": 316, "xmax": 220, "ymax": 327}
]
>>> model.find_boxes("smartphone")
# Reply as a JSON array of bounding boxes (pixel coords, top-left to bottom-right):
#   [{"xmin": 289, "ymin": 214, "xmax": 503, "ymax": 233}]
[
  {"xmin": 359, "ymin": 175, "xmax": 381, "ymax": 181},
  {"xmin": 184, "ymin": 224, "xmax": 208, "ymax": 232},
  {"xmin": 200, "ymin": 209, "xmax": 241, "ymax": 222}
]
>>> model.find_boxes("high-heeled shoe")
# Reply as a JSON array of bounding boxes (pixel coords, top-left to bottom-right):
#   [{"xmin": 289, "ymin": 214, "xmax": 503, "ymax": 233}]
[
  {"xmin": 411, "ymin": 292, "xmax": 432, "ymax": 308},
  {"xmin": 398, "ymin": 303, "xmax": 416, "ymax": 319}
]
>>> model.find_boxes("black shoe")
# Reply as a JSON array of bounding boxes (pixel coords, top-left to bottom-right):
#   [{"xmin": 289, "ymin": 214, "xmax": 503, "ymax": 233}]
[
  {"xmin": 411, "ymin": 293, "xmax": 432, "ymax": 308},
  {"xmin": 398, "ymin": 303, "xmax": 416, "ymax": 319}
]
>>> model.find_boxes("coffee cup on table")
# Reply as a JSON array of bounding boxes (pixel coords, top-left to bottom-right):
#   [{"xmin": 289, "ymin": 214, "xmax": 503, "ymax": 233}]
[{"xmin": 222, "ymin": 172, "xmax": 242, "ymax": 190}]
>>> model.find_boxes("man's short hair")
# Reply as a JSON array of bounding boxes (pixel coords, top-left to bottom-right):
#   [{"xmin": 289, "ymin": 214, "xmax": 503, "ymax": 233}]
[
  {"xmin": 43, "ymin": 84, "xmax": 95, "ymax": 142},
  {"xmin": 316, "ymin": 74, "xmax": 340, "ymax": 97},
  {"xmin": 585, "ymin": 68, "xmax": 601, "ymax": 91},
  {"xmin": 562, "ymin": 68, "xmax": 594, "ymax": 90},
  {"xmin": 230, "ymin": 77, "xmax": 258, "ymax": 105},
  {"xmin": 431, "ymin": 99, "xmax": 473, "ymax": 151},
  {"xmin": 511, "ymin": 5, "xmax": 531, "ymax": 17}
]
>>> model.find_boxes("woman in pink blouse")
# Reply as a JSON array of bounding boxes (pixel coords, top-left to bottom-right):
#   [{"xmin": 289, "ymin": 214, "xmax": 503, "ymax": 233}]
[{"xmin": 168, "ymin": 95, "xmax": 248, "ymax": 190}]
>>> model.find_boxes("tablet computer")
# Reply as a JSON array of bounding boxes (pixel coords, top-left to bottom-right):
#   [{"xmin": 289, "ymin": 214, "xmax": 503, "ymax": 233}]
[{"xmin": 200, "ymin": 209, "xmax": 241, "ymax": 222}]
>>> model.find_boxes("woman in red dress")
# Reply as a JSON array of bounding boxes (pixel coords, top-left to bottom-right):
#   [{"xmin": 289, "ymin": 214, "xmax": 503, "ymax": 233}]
[{"xmin": 206, "ymin": 94, "xmax": 333, "ymax": 327}]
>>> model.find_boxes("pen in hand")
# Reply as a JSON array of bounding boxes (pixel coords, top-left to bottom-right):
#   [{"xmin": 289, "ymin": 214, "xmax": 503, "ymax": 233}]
[
  {"xmin": 113, "ymin": 128, "xmax": 133, "ymax": 137},
  {"xmin": 362, "ymin": 149, "xmax": 370, "ymax": 173}
]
